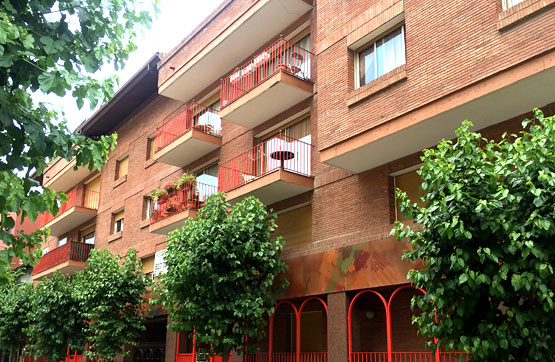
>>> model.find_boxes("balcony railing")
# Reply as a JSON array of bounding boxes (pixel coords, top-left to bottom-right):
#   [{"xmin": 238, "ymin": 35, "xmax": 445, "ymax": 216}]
[
  {"xmin": 351, "ymin": 352, "xmax": 470, "ymax": 362},
  {"xmin": 37, "ymin": 187, "xmax": 99, "ymax": 228},
  {"xmin": 221, "ymin": 38, "xmax": 313, "ymax": 108},
  {"xmin": 155, "ymin": 102, "xmax": 222, "ymax": 152},
  {"xmin": 219, "ymin": 134, "xmax": 312, "ymax": 193},
  {"xmin": 244, "ymin": 353, "xmax": 327, "ymax": 362},
  {"xmin": 150, "ymin": 181, "xmax": 218, "ymax": 224},
  {"xmin": 32, "ymin": 241, "xmax": 94, "ymax": 275}
]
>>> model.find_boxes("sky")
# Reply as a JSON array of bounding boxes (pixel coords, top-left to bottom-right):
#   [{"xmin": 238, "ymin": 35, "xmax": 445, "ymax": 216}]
[{"xmin": 60, "ymin": 0, "xmax": 224, "ymax": 131}]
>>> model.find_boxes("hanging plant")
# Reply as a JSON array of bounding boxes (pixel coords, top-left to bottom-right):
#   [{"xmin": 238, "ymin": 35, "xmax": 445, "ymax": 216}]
[
  {"xmin": 152, "ymin": 188, "xmax": 168, "ymax": 202},
  {"xmin": 176, "ymin": 172, "xmax": 196, "ymax": 189}
]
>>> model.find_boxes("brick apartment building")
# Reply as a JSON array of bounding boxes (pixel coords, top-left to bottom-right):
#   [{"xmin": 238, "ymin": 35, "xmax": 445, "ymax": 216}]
[{"xmin": 28, "ymin": 0, "xmax": 555, "ymax": 362}]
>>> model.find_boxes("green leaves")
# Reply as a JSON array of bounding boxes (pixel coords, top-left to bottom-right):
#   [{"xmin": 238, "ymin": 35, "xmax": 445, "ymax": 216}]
[
  {"xmin": 392, "ymin": 109, "xmax": 555, "ymax": 361},
  {"xmin": 158, "ymin": 194, "xmax": 289, "ymax": 357},
  {"xmin": 73, "ymin": 248, "xmax": 151, "ymax": 362},
  {"xmin": 0, "ymin": 282, "xmax": 33, "ymax": 353},
  {"xmin": 24, "ymin": 249, "xmax": 150, "ymax": 362},
  {"xmin": 0, "ymin": 0, "xmax": 156, "ymax": 284}
]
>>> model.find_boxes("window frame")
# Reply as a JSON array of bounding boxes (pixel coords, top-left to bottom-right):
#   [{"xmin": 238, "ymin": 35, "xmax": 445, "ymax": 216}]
[
  {"xmin": 503, "ymin": 0, "xmax": 525, "ymax": 9},
  {"xmin": 115, "ymin": 154, "xmax": 129, "ymax": 180},
  {"xmin": 355, "ymin": 25, "xmax": 406, "ymax": 89},
  {"xmin": 146, "ymin": 135, "xmax": 156, "ymax": 161},
  {"xmin": 57, "ymin": 237, "xmax": 67, "ymax": 247},
  {"xmin": 114, "ymin": 218, "xmax": 124, "ymax": 233},
  {"xmin": 82, "ymin": 231, "xmax": 95, "ymax": 245}
]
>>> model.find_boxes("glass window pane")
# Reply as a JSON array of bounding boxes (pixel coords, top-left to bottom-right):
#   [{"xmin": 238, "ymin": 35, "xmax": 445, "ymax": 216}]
[{"xmin": 359, "ymin": 46, "xmax": 376, "ymax": 85}]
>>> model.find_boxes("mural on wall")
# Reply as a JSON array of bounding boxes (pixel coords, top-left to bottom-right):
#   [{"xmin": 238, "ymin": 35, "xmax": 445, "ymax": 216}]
[{"xmin": 282, "ymin": 237, "xmax": 420, "ymax": 299}]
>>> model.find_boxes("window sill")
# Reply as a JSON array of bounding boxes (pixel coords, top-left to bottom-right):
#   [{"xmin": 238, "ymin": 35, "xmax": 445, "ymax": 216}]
[
  {"xmin": 140, "ymin": 219, "xmax": 151, "ymax": 229},
  {"xmin": 113, "ymin": 175, "xmax": 127, "ymax": 188},
  {"xmin": 498, "ymin": 0, "xmax": 554, "ymax": 30},
  {"xmin": 108, "ymin": 231, "xmax": 123, "ymax": 243},
  {"xmin": 347, "ymin": 65, "xmax": 407, "ymax": 107},
  {"xmin": 144, "ymin": 158, "xmax": 156, "ymax": 169}
]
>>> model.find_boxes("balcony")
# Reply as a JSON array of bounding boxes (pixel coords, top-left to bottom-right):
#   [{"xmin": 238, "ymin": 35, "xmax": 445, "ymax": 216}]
[
  {"xmin": 43, "ymin": 157, "xmax": 94, "ymax": 192},
  {"xmin": 154, "ymin": 102, "xmax": 222, "ymax": 168},
  {"xmin": 219, "ymin": 134, "xmax": 313, "ymax": 205},
  {"xmin": 32, "ymin": 241, "xmax": 94, "ymax": 280},
  {"xmin": 220, "ymin": 38, "xmax": 313, "ymax": 129},
  {"xmin": 149, "ymin": 181, "xmax": 218, "ymax": 235},
  {"xmin": 38, "ymin": 187, "xmax": 99, "ymax": 237},
  {"xmin": 158, "ymin": 0, "xmax": 312, "ymax": 103}
]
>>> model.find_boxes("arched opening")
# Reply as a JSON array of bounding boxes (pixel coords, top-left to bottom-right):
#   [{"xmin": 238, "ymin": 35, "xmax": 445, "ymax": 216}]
[
  {"xmin": 271, "ymin": 301, "xmax": 298, "ymax": 362},
  {"xmin": 143, "ymin": 348, "xmax": 153, "ymax": 362},
  {"xmin": 388, "ymin": 286, "xmax": 429, "ymax": 361},
  {"xmin": 299, "ymin": 298, "xmax": 328, "ymax": 362},
  {"xmin": 153, "ymin": 347, "xmax": 164, "ymax": 362},
  {"xmin": 348, "ymin": 290, "xmax": 388, "ymax": 362},
  {"xmin": 133, "ymin": 349, "xmax": 144, "ymax": 362}
]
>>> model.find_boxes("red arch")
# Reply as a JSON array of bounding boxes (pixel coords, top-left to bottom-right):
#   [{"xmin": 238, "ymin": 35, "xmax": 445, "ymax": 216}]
[
  {"xmin": 298, "ymin": 297, "xmax": 329, "ymax": 362},
  {"xmin": 347, "ymin": 289, "xmax": 388, "ymax": 362},
  {"xmin": 387, "ymin": 285, "xmax": 427, "ymax": 355},
  {"xmin": 269, "ymin": 300, "xmax": 299, "ymax": 362}
]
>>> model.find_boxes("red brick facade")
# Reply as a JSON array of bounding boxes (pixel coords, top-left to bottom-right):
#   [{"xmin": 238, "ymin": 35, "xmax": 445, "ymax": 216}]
[{"xmin": 33, "ymin": 1, "xmax": 555, "ymax": 362}]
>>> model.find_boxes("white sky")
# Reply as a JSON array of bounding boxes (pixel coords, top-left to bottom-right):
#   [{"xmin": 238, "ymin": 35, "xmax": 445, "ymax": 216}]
[{"xmin": 60, "ymin": 0, "xmax": 224, "ymax": 131}]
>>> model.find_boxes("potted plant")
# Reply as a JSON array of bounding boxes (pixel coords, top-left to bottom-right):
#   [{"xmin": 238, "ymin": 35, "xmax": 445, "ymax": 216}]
[{"xmin": 176, "ymin": 172, "xmax": 196, "ymax": 189}]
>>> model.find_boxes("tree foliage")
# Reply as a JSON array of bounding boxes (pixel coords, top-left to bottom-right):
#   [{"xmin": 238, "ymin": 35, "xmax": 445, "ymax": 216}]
[
  {"xmin": 25, "ymin": 249, "xmax": 150, "ymax": 362},
  {"xmin": 74, "ymin": 248, "xmax": 152, "ymax": 362},
  {"xmin": 393, "ymin": 109, "xmax": 555, "ymax": 361},
  {"xmin": 0, "ymin": 282, "xmax": 33, "ymax": 353},
  {"xmin": 159, "ymin": 194, "xmax": 289, "ymax": 357},
  {"xmin": 27, "ymin": 272, "xmax": 87, "ymax": 361},
  {"xmin": 0, "ymin": 0, "xmax": 157, "ymax": 284}
]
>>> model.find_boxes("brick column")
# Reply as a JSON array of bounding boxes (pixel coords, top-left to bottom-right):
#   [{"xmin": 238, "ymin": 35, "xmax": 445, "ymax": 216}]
[
  {"xmin": 328, "ymin": 292, "xmax": 348, "ymax": 362},
  {"xmin": 165, "ymin": 328, "xmax": 177, "ymax": 362},
  {"xmin": 230, "ymin": 350, "xmax": 242, "ymax": 362}
]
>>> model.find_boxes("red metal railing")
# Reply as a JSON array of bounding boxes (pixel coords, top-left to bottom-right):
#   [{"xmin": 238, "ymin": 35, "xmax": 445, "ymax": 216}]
[
  {"xmin": 154, "ymin": 102, "xmax": 221, "ymax": 152},
  {"xmin": 300, "ymin": 352, "xmax": 327, "ymax": 362},
  {"xmin": 37, "ymin": 188, "xmax": 99, "ymax": 227},
  {"xmin": 32, "ymin": 241, "xmax": 94, "ymax": 275},
  {"xmin": 244, "ymin": 353, "xmax": 327, "ymax": 362},
  {"xmin": 221, "ymin": 37, "xmax": 313, "ymax": 108},
  {"xmin": 351, "ymin": 352, "xmax": 470, "ymax": 362},
  {"xmin": 351, "ymin": 352, "xmax": 388, "ymax": 362},
  {"xmin": 150, "ymin": 181, "xmax": 218, "ymax": 224},
  {"xmin": 244, "ymin": 353, "xmax": 269, "ymax": 362},
  {"xmin": 219, "ymin": 134, "xmax": 312, "ymax": 193},
  {"xmin": 272, "ymin": 353, "xmax": 296, "ymax": 362}
]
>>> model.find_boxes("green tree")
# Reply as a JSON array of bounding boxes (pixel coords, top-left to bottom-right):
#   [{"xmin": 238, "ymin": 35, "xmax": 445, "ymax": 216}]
[
  {"xmin": 159, "ymin": 194, "xmax": 289, "ymax": 358},
  {"xmin": 73, "ymin": 248, "xmax": 151, "ymax": 362},
  {"xmin": 0, "ymin": 282, "xmax": 33, "ymax": 354},
  {"xmin": 27, "ymin": 249, "xmax": 151, "ymax": 362},
  {"xmin": 393, "ymin": 109, "xmax": 555, "ymax": 361},
  {"xmin": 0, "ymin": 0, "xmax": 157, "ymax": 284},
  {"xmin": 27, "ymin": 272, "xmax": 87, "ymax": 361}
]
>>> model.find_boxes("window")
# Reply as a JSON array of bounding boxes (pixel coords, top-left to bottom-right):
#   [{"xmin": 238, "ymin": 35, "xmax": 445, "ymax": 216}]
[
  {"xmin": 146, "ymin": 135, "xmax": 156, "ymax": 160},
  {"xmin": 504, "ymin": 0, "xmax": 525, "ymax": 8},
  {"xmin": 196, "ymin": 164, "xmax": 219, "ymax": 202},
  {"xmin": 115, "ymin": 155, "xmax": 129, "ymax": 180},
  {"xmin": 80, "ymin": 225, "xmax": 96, "ymax": 244},
  {"xmin": 283, "ymin": 116, "xmax": 311, "ymax": 144},
  {"xmin": 144, "ymin": 195, "xmax": 156, "ymax": 219},
  {"xmin": 57, "ymin": 237, "xmax": 67, "ymax": 247},
  {"xmin": 357, "ymin": 26, "xmax": 405, "ymax": 88},
  {"xmin": 113, "ymin": 210, "xmax": 124, "ymax": 233},
  {"xmin": 394, "ymin": 169, "xmax": 424, "ymax": 222},
  {"xmin": 43, "ymin": 247, "xmax": 49, "ymax": 255},
  {"xmin": 82, "ymin": 231, "xmax": 95, "ymax": 245}
]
